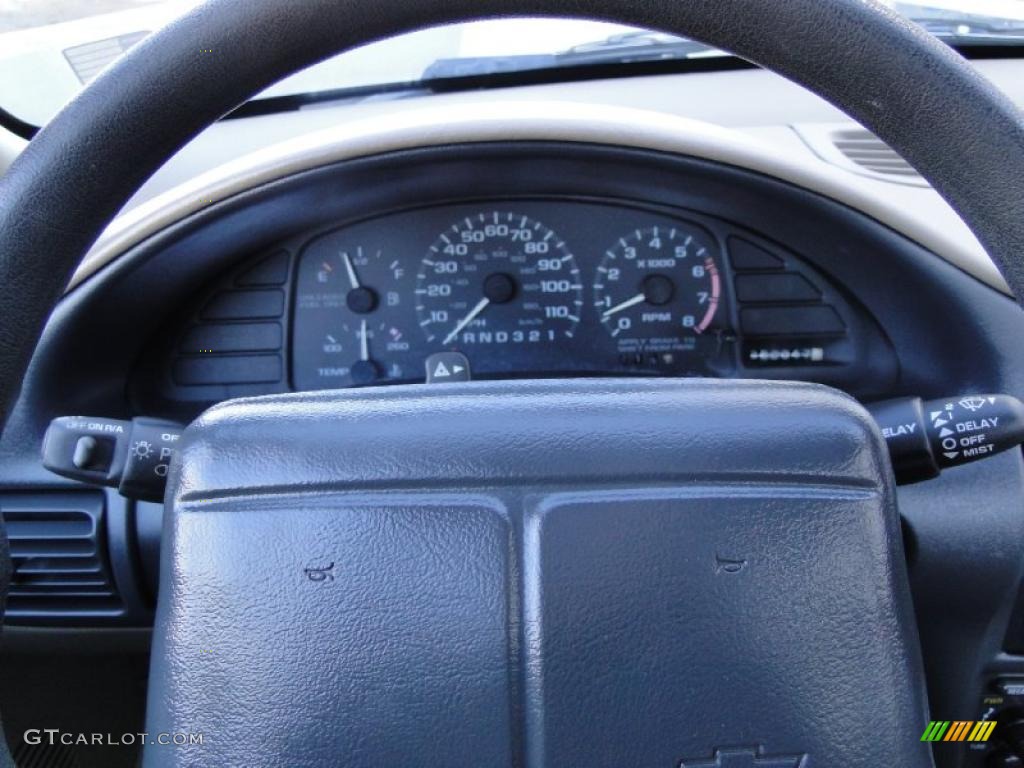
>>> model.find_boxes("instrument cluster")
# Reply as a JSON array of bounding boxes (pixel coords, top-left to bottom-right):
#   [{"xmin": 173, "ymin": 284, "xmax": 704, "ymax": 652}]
[
  {"xmin": 292, "ymin": 201, "xmax": 735, "ymax": 388},
  {"xmin": 154, "ymin": 195, "xmax": 890, "ymax": 411}
]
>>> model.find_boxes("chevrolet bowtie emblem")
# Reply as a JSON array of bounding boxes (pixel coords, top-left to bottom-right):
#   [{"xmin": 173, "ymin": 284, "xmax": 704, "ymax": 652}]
[{"xmin": 679, "ymin": 746, "xmax": 808, "ymax": 768}]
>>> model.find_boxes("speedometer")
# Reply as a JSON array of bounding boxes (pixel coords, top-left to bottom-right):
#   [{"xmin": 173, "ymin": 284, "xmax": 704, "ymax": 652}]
[{"xmin": 416, "ymin": 212, "xmax": 583, "ymax": 348}]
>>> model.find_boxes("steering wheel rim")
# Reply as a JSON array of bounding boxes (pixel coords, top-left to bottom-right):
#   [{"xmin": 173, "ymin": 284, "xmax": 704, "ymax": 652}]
[
  {"xmin": 0, "ymin": 1, "xmax": 1022, "ymax": 763},
  {"xmin": 1, "ymin": 0, "xmax": 1024, "ymax": 429}
]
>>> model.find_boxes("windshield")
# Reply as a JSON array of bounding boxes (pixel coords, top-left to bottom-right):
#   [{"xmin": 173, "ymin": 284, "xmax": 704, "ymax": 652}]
[{"xmin": 2, "ymin": 0, "xmax": 1024, "ymax": 128}]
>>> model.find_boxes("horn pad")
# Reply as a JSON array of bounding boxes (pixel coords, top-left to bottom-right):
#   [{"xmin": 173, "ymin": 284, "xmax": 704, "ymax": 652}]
[{"xmin": 144, "ymin": 379, "xmax": 931, "ymax": 768}]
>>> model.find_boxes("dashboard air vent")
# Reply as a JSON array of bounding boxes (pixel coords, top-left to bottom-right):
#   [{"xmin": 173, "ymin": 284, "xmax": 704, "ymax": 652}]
[
  {"xmin": 791, "ymin": 123, "xmax": 929, "ymax": 188},
  {"xmin": 2, "ymin": 492, "xmax": 121, "ymax": 621},
  {"xmin": 831, "ymin": 129, "xmax": 920, "ymax": 179}
]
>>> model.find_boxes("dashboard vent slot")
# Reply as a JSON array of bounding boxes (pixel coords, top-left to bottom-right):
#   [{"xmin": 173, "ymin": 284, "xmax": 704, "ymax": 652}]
[
  {"xmin": 2, "ymin": 493, "xmax": 121, "ymax": 620},
  {"xmin": 831, "ymin": 129, "xmax": 920, "ymax": 178},
  {"xmin": 792, "ymin": 123, "xmax": 929, "ymax": 187}
]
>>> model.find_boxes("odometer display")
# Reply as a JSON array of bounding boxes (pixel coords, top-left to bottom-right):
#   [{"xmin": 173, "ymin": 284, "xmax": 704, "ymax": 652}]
[
  {"xmin": 594, "ymin": 224, "xmax": 721, "ymax": 357},
  {"xmin": 416, "ymin": 212, "xmax": 583, "ymax": 348}
]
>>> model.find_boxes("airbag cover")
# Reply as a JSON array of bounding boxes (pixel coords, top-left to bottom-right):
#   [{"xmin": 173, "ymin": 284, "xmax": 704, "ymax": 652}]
[{"xmin": 145, "ymin": 379, "xmax": 930, "ymax": 767}]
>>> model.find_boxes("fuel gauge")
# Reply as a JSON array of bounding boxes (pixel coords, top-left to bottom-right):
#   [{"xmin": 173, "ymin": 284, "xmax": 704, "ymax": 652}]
[{"xmin": 293, "ymin": 243, "xmax": 416, "ymax": 389}]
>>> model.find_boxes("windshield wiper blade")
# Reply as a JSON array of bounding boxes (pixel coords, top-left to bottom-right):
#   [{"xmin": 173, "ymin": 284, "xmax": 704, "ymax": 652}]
[
  {"xmin": 224, "ymin": 16, "xmax": 1023, "ymax": 127},
  {"xmin": 224, "ymin": 51, "xmax": 755, "ymax": 123},
  {"xmin": 559, "ymin": 30, "xmax": 722, "ymax": 63},
  {"xmin": 227, "ymin": 50, "xmax": 754, "ymax": 123},
  {"xmin": 914, "ymin": 19, "xmax": 1024, "ymax": 43},
  {"xmin": 421, "ymin": 31, "xmax": 725, "ymax": 80},
  {"xmin": 896, "ymin": 3, "xmax": 1024, "ymax": 43},
  {"xmin": 421, "ymin": 53, "xmax": 558, "ymax": 80}
]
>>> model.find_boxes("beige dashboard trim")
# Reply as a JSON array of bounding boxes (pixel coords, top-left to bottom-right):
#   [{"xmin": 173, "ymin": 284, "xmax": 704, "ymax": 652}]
[{"xmin": 70, "ymin": 101, "xmax": 1008, "ymax": 293}]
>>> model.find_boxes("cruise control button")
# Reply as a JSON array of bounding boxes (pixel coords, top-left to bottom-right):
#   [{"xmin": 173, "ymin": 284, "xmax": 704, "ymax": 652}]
[
  {"xmin": 42, "ymin": 416, "xmax": 130, "ymax": 485},
  {"xmin": 72, "ymin": 436, "xmax": 102, "ymax": 470}
]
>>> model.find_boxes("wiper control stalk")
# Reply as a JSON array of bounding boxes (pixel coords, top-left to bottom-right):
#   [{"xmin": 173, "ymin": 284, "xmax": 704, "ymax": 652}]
[{"xmin": 867, "ymin": 394, "xmax": 1024, "ymax": 484}]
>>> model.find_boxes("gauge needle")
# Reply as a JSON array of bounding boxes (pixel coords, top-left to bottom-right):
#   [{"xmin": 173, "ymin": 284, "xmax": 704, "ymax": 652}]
[
  {"xmin": 601, "ymin": 292, "xmax": 646, "ymax": 319},
  {"xmin": 341, "ymin": 251, "xmax": 361, "ymax": 290},
  {"xmin": 443, "ymin": 297, "xmax": 490, "ymax": 345},
  {"xmin": 359, "ymin": 319, "xmax": 369, "ymax": 361}
]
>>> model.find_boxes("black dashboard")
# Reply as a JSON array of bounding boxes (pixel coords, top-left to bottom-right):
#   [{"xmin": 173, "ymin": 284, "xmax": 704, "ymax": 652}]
[{"xmin": 143, "ymin": 196, "xmax": 895, "ymax": 409}]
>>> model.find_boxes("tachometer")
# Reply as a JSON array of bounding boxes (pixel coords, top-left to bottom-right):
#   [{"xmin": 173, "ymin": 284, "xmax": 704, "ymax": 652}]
[
  {"xmin": 594, "ymin": 224, "xmax": 721, "ymax": 355},
  {"xmin": 416, "ymin": 212, "xmax": 583, "ymax": 347}
]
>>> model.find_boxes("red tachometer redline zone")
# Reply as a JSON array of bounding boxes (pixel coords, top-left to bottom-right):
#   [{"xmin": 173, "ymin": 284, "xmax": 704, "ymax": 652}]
[{"xmin": 696, "ymin": 255, "xmax": 721, "ymax": 334}]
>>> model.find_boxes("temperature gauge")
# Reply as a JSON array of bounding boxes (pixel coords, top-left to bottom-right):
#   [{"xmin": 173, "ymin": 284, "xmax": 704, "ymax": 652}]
[{"xmin": 293, "ymin": 243, "xmax": 415, "ymax": 389}]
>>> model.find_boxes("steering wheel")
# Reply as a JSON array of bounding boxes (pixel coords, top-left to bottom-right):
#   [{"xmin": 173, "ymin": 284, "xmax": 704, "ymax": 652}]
[{"xmin": 2, "ymin": 0, "xmax": 1024, "ymax": 766}]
